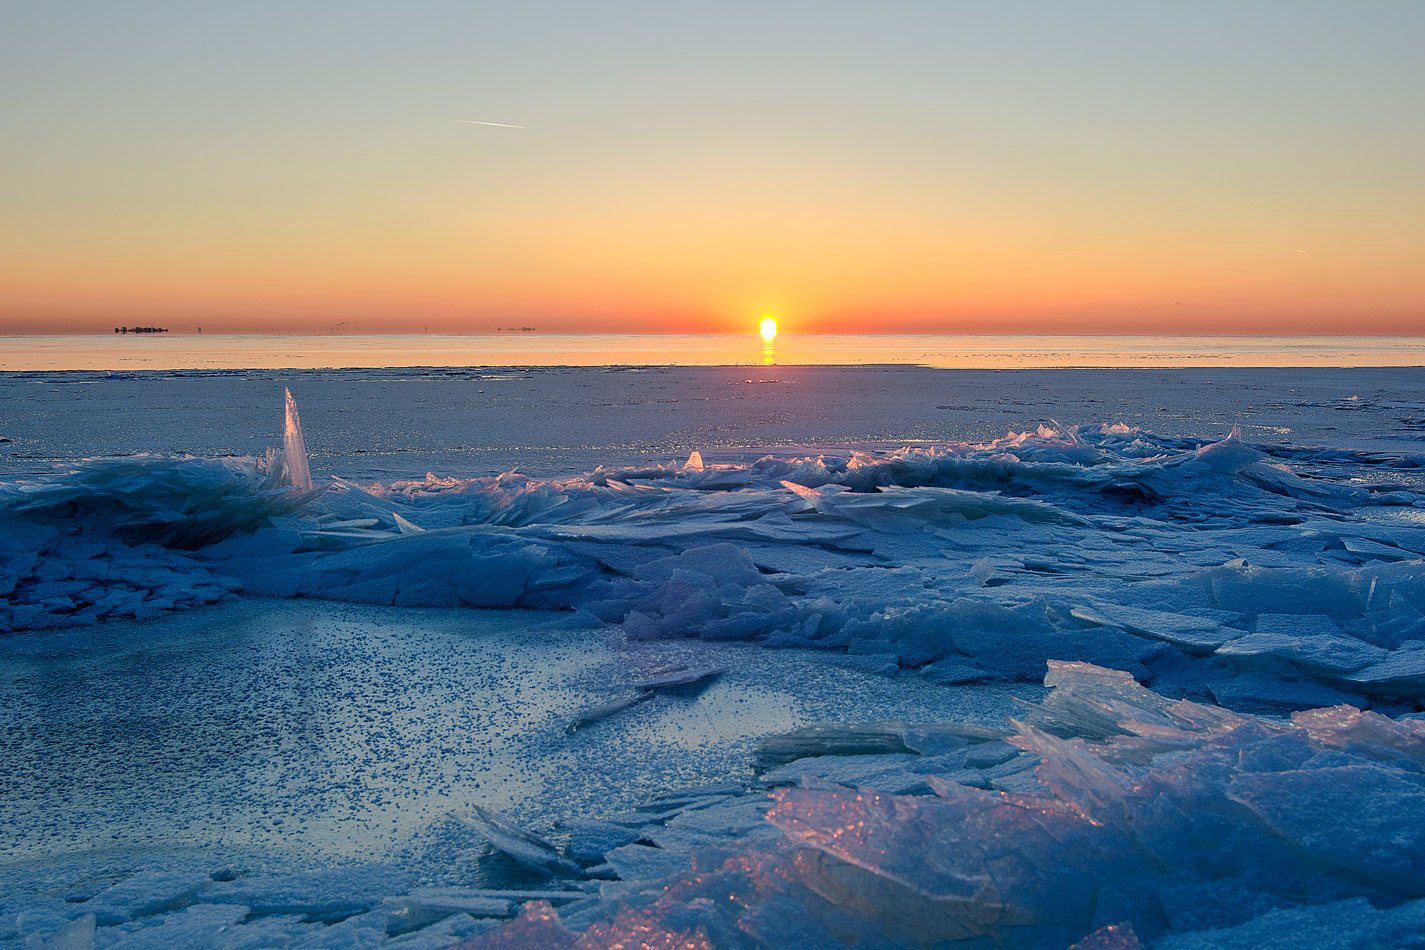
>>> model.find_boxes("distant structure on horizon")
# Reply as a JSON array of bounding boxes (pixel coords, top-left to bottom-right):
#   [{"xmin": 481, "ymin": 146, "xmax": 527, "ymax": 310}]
[{"xmin": 113, "ymin": 326, "xmax": 170, "ymax": 334}]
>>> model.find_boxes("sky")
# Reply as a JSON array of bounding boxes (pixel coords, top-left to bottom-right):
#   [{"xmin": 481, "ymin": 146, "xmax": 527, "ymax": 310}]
[{"xmin": 2, "ymin": 1, "xmax": 1423, "ymax": 336}]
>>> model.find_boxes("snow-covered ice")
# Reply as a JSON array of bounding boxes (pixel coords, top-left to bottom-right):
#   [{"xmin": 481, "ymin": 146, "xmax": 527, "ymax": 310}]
[
  {"xmin": 3, "ymin": 366, "xmax": 1425, "ymax": 947},
  {"xmin": 5, "ymin": 365, "xmax": 1424, "ymax": 481}
]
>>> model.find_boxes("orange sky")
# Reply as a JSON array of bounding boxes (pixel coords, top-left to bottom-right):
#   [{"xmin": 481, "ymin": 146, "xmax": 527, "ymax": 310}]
[{"xmin": 3, "ymin": 3, "xmax": 1423, "ymax": 335}]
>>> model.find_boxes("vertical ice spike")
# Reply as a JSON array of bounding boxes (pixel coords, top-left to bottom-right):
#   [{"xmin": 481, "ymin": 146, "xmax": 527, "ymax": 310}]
[{"xmin": 283, "ymin": 387, "xmax": 313, "ymax": 489}]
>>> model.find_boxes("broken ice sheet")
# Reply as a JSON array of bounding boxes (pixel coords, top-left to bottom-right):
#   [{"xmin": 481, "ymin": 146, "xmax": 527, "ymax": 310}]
[
  {"xmin": 10, "ymin": 419, "xmax": 1423, "ymax": 719},
  {"xmin": 8, "ymin": 419, "xmax": 1425, "ymax": 715},
  {"xmin": 470, "ymin": 660, "xmax": 1425, "ymax": 947}
]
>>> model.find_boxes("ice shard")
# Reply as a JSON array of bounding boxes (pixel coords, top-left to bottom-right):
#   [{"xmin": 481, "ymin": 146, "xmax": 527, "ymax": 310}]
[
  {"xmin": 282, "ymin": 387, "xmax": 313, "ymax": 490},
  {"xmin": 456, "ymin": 807, "xmax": 583, "ymax": 877}
]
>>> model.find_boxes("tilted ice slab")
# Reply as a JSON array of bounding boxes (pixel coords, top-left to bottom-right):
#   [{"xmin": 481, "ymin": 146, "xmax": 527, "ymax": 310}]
[{"xmin": 4, "ymin": 423, "xmax": 1425, "ymax": 708}]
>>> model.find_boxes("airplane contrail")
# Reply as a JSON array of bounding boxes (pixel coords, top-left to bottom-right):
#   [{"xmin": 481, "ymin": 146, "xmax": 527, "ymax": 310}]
[{"xmin": 457, "ymin": 119, "xmax": 526, "ymax": 129}]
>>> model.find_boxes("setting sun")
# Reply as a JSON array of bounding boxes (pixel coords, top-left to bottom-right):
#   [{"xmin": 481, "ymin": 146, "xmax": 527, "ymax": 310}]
[{"xmin": 759, "ymin": 317, "xmax": 778, "ymax": 342}]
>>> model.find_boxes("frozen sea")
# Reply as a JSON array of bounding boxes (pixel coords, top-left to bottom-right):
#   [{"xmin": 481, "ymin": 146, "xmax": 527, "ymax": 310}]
[
  {"xmin": 4, "ymin": 363, "xmax": 1425, "ymax": 948},
  {"xmin": 5, "ymin": 363, "xmax": 1425, "ymax": 479}
]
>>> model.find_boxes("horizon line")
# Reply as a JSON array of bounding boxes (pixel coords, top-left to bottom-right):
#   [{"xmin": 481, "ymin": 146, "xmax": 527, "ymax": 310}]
[{"xmin": 2, "ymin": 329, "xmax": 1425, "ymax": 340}]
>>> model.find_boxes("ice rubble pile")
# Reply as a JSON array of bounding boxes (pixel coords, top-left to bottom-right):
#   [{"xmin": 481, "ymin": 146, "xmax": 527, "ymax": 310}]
[
  {"xmin": 455, "ymin": 661, "xmax": 1425, "ymax": 949},
  {"xmin": 5, "ymin": 423, "xmax": 1425, "ymax": 706},
  {"xmin": 0, "ymin": 455, "xmax": 310, "ymax": 630},
  {"xmin": 10, "ymin": 662, "xmax": 1424, "ymax": 947}
]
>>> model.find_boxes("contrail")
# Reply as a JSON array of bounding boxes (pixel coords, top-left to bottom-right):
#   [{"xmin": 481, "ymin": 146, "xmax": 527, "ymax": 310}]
[{"xmin": 457, "ymin": 119, "xmax": 526, "ymax": 129}]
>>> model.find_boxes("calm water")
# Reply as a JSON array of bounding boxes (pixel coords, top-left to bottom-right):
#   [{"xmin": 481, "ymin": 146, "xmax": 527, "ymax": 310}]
[{"xmin": 1, "ymin": 333, "xmax": 1422, "ymax": 371}]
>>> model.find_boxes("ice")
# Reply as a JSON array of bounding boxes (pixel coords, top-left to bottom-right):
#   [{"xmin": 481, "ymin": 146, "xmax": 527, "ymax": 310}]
[
  {"xmin": 0, "ymin": 859, "xmax": 428, "ymax": 949},
  {"xmin": 202, "ymin": 866, "xmax": 410, "ymax": 922},
  {"xmin": 456, "ymin": 807, "xmax": 583, "ymax": 878},
  {"xmin": 385, "ymin": 892, "xmax": 513, "ymax": 930},
  {"xmin": 1069, "ymin": 601, "xmax": 1234, "ymax": 652},
  {"xmin": 281, "ymin": 387, "xmax": 312, "ymax": 490},
  {"xmin": 635, "ymin": 665, "xmax": 724, "ymax": 691},
  {"xmin": 564, "ymin": 691, "xmax": 654, "ymax": 734},
  {"xmin": 388, "ymin": 913, "xmax": 496, "ymax": 947},
  {"xmin": 80, "ymin": 870, "xmax": 213, "ymax": 925},
  {"xmin": 392, "ymin": 511, "xmax": 425, "ymax": 535},
  {"xmin": 6, "ymin": 377, "xmax": 1425, "ymax": 944},
  {"xmin": 751, "ymin": 720, "xmax": 1007, "ymax": 772},
  {"xmin": 1228, "ymin": 765, "xmax": 1425, "ymax": 885},
  {"xmin": 1155, "ymin": 897, "xmax": 1425, "ymax": 949},
  {"xmin": 600, "ymin": 842, "xmax": 691, "ymax": 882},
  {"xmin": 461, "ymin": 901, "xmax": 576, "ymax": 949},
  {"xmin": 1071, "ymin": 923, "xmax": 1144, "ymax": 949},
  {"xmin": 96, "ymin": 904, "xmax": 250, "ymax": 949},
  {"xmin": 1345, "ymin": 645, "xmax": 1425, "ymax": 691},
  {"xmin": 969, "ymin": 555, "xmax": 996, "ymax": 585},
  {"xmin": 567, "ymin": 821, "xmax": 642, "ymax": 864},
  {"xmin": 6, "ymin": 416, "xmax": 1425, "ymax": 717},
  {"xmin": 32, "ymin": 913, "xmax": 95, "ymax": 950},
  {"xmin": 753, "ymin": 721, "xmax": 919, "ymax": 768},
  {"xmin": 565, "ymin": 663, "xmax": 725, "ymax": 732},
  {"xmin": 1214, "ymin": 631, "xmax": 1387, "ymax": 675},
  {"xmin": 466, "ymin": 660, "xmax": 1425, "ymax": 947}
]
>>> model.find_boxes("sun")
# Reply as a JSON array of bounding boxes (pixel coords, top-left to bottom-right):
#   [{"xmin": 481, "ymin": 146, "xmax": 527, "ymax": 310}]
[{"xmin": 759, "ymin": 317, "xmax": 778, "ymax": 342}]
